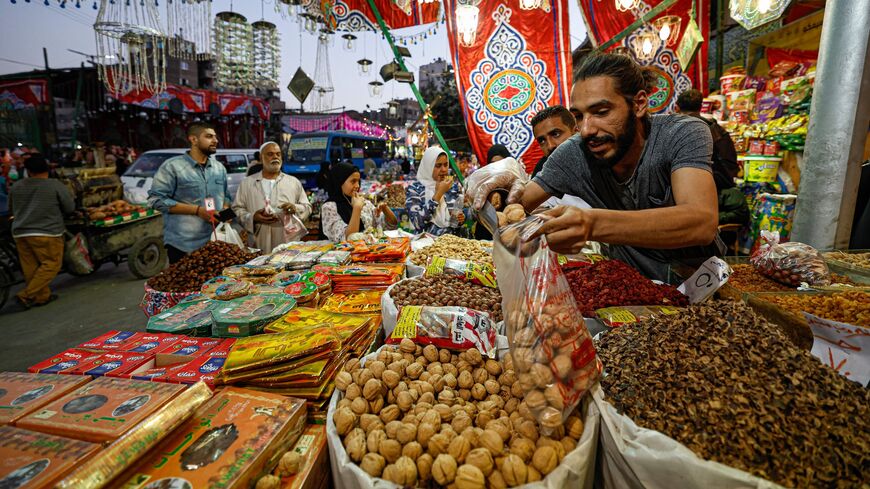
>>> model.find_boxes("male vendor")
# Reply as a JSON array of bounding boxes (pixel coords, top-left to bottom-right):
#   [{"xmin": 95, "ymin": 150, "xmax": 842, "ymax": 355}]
[{"xmin": 470, "ymin": 54, "xmax": 722, "ymax": 281}]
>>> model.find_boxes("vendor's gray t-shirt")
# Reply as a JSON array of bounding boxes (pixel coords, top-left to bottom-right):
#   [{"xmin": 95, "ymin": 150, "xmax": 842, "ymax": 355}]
[{"xmin": 533, "ymin": 114, "xmax": 722, "ymax": 281}]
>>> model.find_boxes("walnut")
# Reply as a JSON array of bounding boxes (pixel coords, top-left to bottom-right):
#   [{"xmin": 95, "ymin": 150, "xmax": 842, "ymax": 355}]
[
  {"xmin": 439, "ymin": 348, "xmax": 452, "ymax": 363},
  {"xmin": 403, "ymin": 441, "xmax": 423, "ymax": 460},
  {"xmin": 417, "ymin": 453, "xmax": 434, "ymax": 481},
  {"xmin": 527, "ymin": 465, "xmax": 543, "ymax": 482},
  {"xmin": 433, "ymin": 454, "xmax": 458, "ymax": 485},
  {"xmin": 407, "ymin": 362, "xmax": 424, "ymax": 379},
  {"xmin": 483, "ymin": 379, "xmax": 499, "ymax": 396},
  {"xmin": 532, "ymin": 445, "xmax": 558, "ymax": 475},
  {"xmin": 335, "ymin": 371, "xmax": 353, "ymax": 391},
  {"xmin": 443, "ymin": 372, "xmax": 458, "ymax": 389},
  {"xmin": 465, "ymin": 447, "xmax": 494, "ymax": 476},
  {"xmin": 488, "ymin": 469, "xmax": 508, "ymax": 489},
  {"xmin": 362, "ymin": 378, "xmax": 382, "ymax": 401},
  {"xmin": 452, "ymin": 412, "xmax": 472, "ymax": 434},
  {"xmin": 448, "ymin": 434, "xmax": 472, "ymax": 463},
  {"xmin": 428, "ymin": 362, "xmax": 445, "ymax": 376},
  {"xmin": 525, "ymin": 389, "xmax": 547, "ymax": 411},
  {"xmin": 473, "ymin": 368, "xmax": 489, "ymax": 385},
  {"xmin": 396, "ymin": 391, "xmax": 414, "ymax": 412},
  {"xmin": 380, "ymin": 404, "xmax": 401, "ymax": 424},
  {"xmin": 367, "ymin": 429, "xmax": 387, "ymax": 453},
  {"xmin": 416, "ymin": 422, "xmax": 437, "ymax": 448},
  {"xmin": 333, "ymin": 407, "xmax": 356, "ymax": 436},
  {"xmin": 539, "ymin": 407, "xmax": 563, "ymax": 431},
  {"xmin": 350, "ymin": 397, "xmax": 369, "ymax": 416},
  {"xmin": 381, "ymin": 369, "xmax": 400, "ymax": 389},
  {"xmin": 544, "ymin": 384, "xmax": 565, "ymax": 410},
  {"xmin": 345, "ymin": 358, "xmax": 361, "ymax": 372},
  {"xmin": 455, "ymin": 464, "xmax": 486, "ymax": 489},
  {"xmin": 399, "ymin": 338, "xmax": 416, "ymax": 353},
  {"xmin": 458, "ymin": 370, "xmax": 474, "ymax": 389},
  {"xmin": 368, "ymin": 360, "xmax": 386, "ymax": 380},
  {"xmin": 345, "ymin": 432, "xmax": 367, "ymax": 463},
  {"xmin": 397, "ymin": 423, "xmax": 418, "ymax": 444},
  {"xmin": 394, "ymin": 456, "xmax": 418, "ymax": 485},
  {"xmin": 501, "ymin": 454, "xmax": 528, "ymax": 486},
  {"xmin": 356, "ymin": 368, "xmax": 374, "ymax": 386},
  {"xmin": 484, "ymin": 359, "xmax": 503, "ymax": 377},
  {"xmin": 379, "ymin": 438, "xmax": 402, "ymax": 464},
  {"xmin": 360, "ymin": 452, "xmax": 385, "ymax": 477},
  {"xmin": 504, "ymin": 204, "xmax": 526, "ymax": 223},
  {"xmin": 276, "ymin": 451, "xmax": 302, "ymax": 477},
  {"xmin": 471, "ymin": 384, "xmax": 488, "ymax": 401},
  {"xmin": 515, "ymin": 418, "xmax": 539, "ymax": 442},
  {"xmin": 504, "ymin": 398, "xmax": 519, "ymax": 415},
  {"xmin": 429, "ymin": 373, "xmax": 446, "ymax": 392},
  {"xmin": 255, "ymin": 474, "xmax": 280, "ymax": 489},
  {"xmin": 428, "ymin": 433, "xmax": 451, "ymax": 457},
  {"xmin": 560, "ymin": 436, "xmax": 577, "ymax": 454},
  {"xmin": 337, "ymin": 398, "xmax": 352, "ymax": 411},
  {"xmin": 466, "ymin": 348, "xmax": 483, "ymax": 366},
  {"xmin": 345, "ymin": 383, "xmax": 362, "ymax": 401},
  {"xmin": 423, "ymin": 345, "xmax": 439, "ymax": 363},
  {"xmin": 369, "ymin": 397, "xmax": 384, "ymax": 415},
  {"xmin": 479, "ymin": 429, "xmax": 504, "ymax": 456},
  {"xmin": 565, "ymin": 415, "xmax": 584, "ymax": 440},
  {"xmin": 509, "ymin": 437, "xmax": 536, "ymax": 463},
  {"xmin": 388, "ymin": 361, "xmax": 405, "ymax": 375},
  {"xmin": 487, "ymin": 420, "xmax": 511, "ymax": 442},
  {"xmin": 419, "ymin": 392, "xmax": 436, "ymax": 405},
  {"xmin": 434, "ymin": 403, "xmax": 454, "ymax": 422},
  {"xmin": 385, "ymin": 420, "xmax": 402, "ymax": 440},
  {"xmin": 511, "ymin": 348, "xmax": 534, "ymax": 373},
  {"xmin": 552, "ymin": 354, "xmax": 572, "ymax": 380}
]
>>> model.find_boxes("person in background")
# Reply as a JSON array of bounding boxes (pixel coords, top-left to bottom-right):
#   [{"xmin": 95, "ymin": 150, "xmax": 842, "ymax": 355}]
[
  {"xmin": 233, "ymin": 142, "xmax": 311, "ymax": 252},
  {"xmin": 247, "ymin": 150, "xmax": 263, "ymax": 176},
  {"xmin": 405, "ymin": 146, "xmax": 466, "ymax": 236},
  {"xmin": 487, "ymin": 144, "xmax": 511, "ymax": 164},
  {"xmin": 8, "ymin": 154, "xmax": 75, "ymax": 308},
  {"xmin": 400, "ymin": 157, "xmax": 411, "ymax": 175},
  {"xmin": 148, "ymin": 122, "xmax": 230, "ymax": 264},
  {"xmin": 363, "ymin": 158, "xmax": 377, "ymax": 178},
  {"xmin": 676, "ymin": 89, "xmax": 740, "ymax": 191},
  {"xmin": 321, "ymin": 162, "xmax": 396, "ymax": 242},
  {"xmin": 530, "ymin": 105, "xmax": 578, "ymax": 179}
]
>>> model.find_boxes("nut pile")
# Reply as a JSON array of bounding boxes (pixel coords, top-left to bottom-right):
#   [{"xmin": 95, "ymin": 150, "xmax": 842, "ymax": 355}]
[
  {"xmin": 410, "ymin": 235, "xmax": 492, "ymax": 267},
  {"xmin": 384, "ymin": 184, "xmax": 407, "ymax": 209},
  {"xmin": 332, "ymin": 342, "xmax": 587, "ymax": 488},
  {"xmin": 392, "ymin": 275, "xmax": 503, "ymax": 322},
  {"xmin": 496, "ymin": 204, "xmax": 526, "ymax": 229},
  {"xmin": 597, "ymin": 301, "xmax": 870, "ymax": 488},
  {"xmin": 824, "ymin": 251, "xmax": 870, "ymax": 270},
  {"xmin": 147, "ymin": 241, "xmax": 258, "ymax": 292},
  {"xmin": 763, "ymin": 291, "xmax": 870, "ymax": 326},
  {"xmin": 729, "ymin": 264, "xmax": 854, "ymax": 293},
  {"xmin": 563, "ymin": 260, "xmax": 688, "ymax": 316}
]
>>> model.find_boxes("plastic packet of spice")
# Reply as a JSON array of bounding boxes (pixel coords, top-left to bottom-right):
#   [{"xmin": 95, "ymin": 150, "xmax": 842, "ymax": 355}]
[
  {"xmin": 424, "ymin": 256, "xmax": 498, "ymax": 288},
  {"xmin": 750, "ymin": 231, "xmax": 831, "ymax": 287},
  {"xmin": 387, "ymin": 306, "xmax": 498, "ymax": 356},
  {"xmin": 595, "ymin": 305, "xmax": 683, "ymax": 328},
  {"xmin": 494, "ymin": 216, "xmax": 602, "ymax": 434}
]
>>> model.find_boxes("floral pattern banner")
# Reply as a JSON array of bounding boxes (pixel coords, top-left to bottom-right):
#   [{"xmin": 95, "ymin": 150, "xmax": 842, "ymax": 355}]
[
  {"xmin": 326, "ymin": 0, "xmax": 441, "ymax": 32},
  {"xmin": 445, "ymin": 1, "xmax": 572, "ymax": 173}
]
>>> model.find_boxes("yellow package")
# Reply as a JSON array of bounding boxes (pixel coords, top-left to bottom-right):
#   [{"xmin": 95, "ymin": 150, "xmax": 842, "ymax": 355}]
[
  {"xmin": 320, "ymin": 290, "xmax": 383, "ymax": 314},
  {"xmin": 221, "ymin": 327, "xmax": 341, "ymax": 377}
]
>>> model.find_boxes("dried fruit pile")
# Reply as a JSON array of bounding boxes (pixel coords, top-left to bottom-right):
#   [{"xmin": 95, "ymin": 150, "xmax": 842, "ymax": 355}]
[
  {"xmin": 410, "ymin": 235, "xmax": 492, "ymax": 267},
  {"xmin": 597, "ymin": 301, "xmax": 870, "ymax": 488},
  {"xmin": 147, "ymin": 241, "xmax": 258, "ymax": 292},
  {"xmin": 727, "ymin": 264, "xmax": 795, "ymax": 292},
  {"xmin": 392, "ymin": 275, "xmax": 503, "ymax": 322},
  {"xmin": 332, "ymin": 341, "xmax": 587, "ymax": 488},
  {"xmin": 563, "ymin": 260, "xmax": 688, "ymax": 316},
  {"xmin": 763, "ymin": 291, "xmax": 870, "ymax": 326},
  {"xmin": 824, "ymin": 251, "xmax": 870, "ymax": 270}
]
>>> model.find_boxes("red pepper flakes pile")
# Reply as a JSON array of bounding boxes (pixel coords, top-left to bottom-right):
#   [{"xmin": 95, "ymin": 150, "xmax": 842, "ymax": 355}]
[{"xmin": 564, "ymin": 259, "xmax": 689, "ymax": 316}]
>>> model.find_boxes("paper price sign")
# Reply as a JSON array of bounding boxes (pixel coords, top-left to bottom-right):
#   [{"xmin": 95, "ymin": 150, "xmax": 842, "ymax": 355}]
[
  {"xmin": 678, "ymin": 257, "xmax": 732, "ymax": 304},
  {"xmin": 805, "ymin": 313, "xmax": 870, "ymax": 386},
  {"xmin": 203, "ymin": 198, "xmax": 216, "ymax": 212}
]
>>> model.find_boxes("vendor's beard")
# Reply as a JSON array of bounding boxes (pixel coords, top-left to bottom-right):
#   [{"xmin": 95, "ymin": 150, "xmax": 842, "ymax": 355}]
[{"xmin": 581, "ymin": 115, "xmax": 637, "ymax": 169}]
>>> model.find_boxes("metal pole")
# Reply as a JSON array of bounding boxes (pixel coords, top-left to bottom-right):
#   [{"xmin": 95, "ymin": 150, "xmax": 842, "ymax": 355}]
[
  {"xmin": 71, "ymin": 62, "xmax": 85, "ymax": 149},
  {"xmin": 715, "ymin": 0, "xmax": 724, "ymax": 86},
  {"xmin": 364, "ymin": 0, "xmax": 464, "ymax": 184},
  {"xmin": 791, "ymin": 0, "xmax": 870, "ymax": 249}
]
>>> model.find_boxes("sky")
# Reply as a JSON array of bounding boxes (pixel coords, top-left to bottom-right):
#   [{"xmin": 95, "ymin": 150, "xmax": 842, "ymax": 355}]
[{"xmin": 0, "ymin": 0, "xmax": 587, "ymax": 112}]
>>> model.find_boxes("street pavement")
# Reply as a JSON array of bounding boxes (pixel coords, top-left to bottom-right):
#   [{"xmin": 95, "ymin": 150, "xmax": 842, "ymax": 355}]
[{"xmin": 0, "ymin": 263, "xmax": 150, "ymax": 372}]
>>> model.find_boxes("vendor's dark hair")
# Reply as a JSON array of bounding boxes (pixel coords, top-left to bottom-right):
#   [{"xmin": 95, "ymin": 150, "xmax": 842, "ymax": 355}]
[
  {"xmin": 676, "ymin": 89, "xmax": 704, "ymax": 112},
  {"xmin": 531, "ymin": 106, "xmax": 576, "ymax": 131},
  {"xmin": 574, "ymin": 54, "xmax": 651, "ymax": 106},
  {"xmin": 24, "ymin": 154, "xmax": 49, "ymax": 174},
  {"xmin": 187, "ymin": 122, "xmax": 215, "ymax": 138}
]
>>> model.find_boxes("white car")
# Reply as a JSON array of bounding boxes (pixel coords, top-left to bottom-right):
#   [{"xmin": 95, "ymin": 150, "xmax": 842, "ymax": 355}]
[{"xmin": 122, "ymin": 149, "xmax": 258, "ymax": 204}]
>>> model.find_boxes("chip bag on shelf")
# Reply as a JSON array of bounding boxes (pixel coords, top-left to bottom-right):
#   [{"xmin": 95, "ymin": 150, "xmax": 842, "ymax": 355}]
[
  {"xmin": 387, "ymin": 306, "xmax": 498, "ymax": 357},
  {"xmin": 494, "ymin": 216, "xmax": 601, "ymax": 435},
  {"xmin": 750, "ymin": 231, "xmax": 831, "ymax": 287}
]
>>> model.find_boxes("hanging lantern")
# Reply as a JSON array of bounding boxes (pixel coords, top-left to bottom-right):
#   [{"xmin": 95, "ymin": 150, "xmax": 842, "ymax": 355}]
[
  {"xmin": 307, "ymin": 33, "xmax": 335, "ymax": 112},
  {"xmin": 166, "ymin": 0, "xmax": 212, "ymax": 59},
  {"xmin": 615, "ymin": 0, "xmax": 640, "ymax": 12},
  {"xmin": 519, "ymin": 0, "xmax": 541, "ymax": 10},
  {"xmin": 629, "ymin": 26, "xmax": 661, "ymax": 62},
  {"xmin": 456, "ymin": 4, "xmax": 479, "ymax": 47},
  {"xmin": 369, "ymin": 81, "xmax": 383, "ymax": 98},
  {"xmin": 357, "ymin": 58, "xmax": 373, "ymax": 75},
  {"xmin": 213, "ymin": 11, "xmax": 255, "ymax": 91},
  {"xmin": 729, "ymin": 0, "xmax": 792, "ymax": 30},
  {"xmin": 388, "ymin": 102, "xmax": 398, "ymax": 117},
  {"xmin": 653, "ymin": 15, "xmax": 682, "ymax": 46},
  {"xmin": 252, "ymin": 20, "xmax": 280, "ymax": 89},
  {"xmin": 341, "ymin": 33, "xmax": 357, "ymax": 51}
]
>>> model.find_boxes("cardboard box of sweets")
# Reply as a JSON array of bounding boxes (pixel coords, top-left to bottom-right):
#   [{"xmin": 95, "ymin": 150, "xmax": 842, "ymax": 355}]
[
  {"xmin": 0, "ymin": 372, "xmax": 91, "ymax": 424},
  {"xmin": 211, "ymin": 294, "xmax": 298, "ymax": 338},
  {"xmin": 16, "ymin": 377, "xmax": 186, "ymax": 443},
  {"xmin": 28, "ymin": 349, "xmax": 103, "ymax": 375},
  {"xmin": 0, "ymin": 426, "xmax": 100, "ymax": 488},
  {"xmin": 146, "ymin": 299, "xmax": 216, "ymax": 336},
  {"xmin": 118, "ymin": 387, "xmax": 306, "ymax": 489},
  {"xmin": 118, "ymin": 333, "xmax": 184, "ymax": 354},
  {"xmin": 281, "ymin": 424, "xmax": 330, "ymax": 489},
  {"xmin": 77, "ymin": 330, "xmax": 139, "ymax": 350},
  {"xmin": 71, "ymin": 351, "xmax": 155, "ymax": 377}
]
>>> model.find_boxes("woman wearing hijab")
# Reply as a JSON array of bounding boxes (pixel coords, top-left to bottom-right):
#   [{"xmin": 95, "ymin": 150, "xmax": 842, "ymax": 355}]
[
  {"xmin": 405, "ymin": 146, "xmax": 466, "ymax": 236},
  {"xmin": 486, "ymin": 144, "xmax": 511, "ymax": 164},
  {"xmin": 321, "ymin": 162, "xmax": 396, "ymax": 242}
]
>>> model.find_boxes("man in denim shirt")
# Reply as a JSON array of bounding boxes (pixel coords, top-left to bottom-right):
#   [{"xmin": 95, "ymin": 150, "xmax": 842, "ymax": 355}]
[{"xmin": 148, "ymin": 123, "xmax": 230, "ymax": 263}]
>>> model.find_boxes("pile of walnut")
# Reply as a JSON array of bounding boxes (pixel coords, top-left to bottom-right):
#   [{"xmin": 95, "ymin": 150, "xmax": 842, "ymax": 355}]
[
  {"xmin": 332, "ymin": 340, "xmax": 585, "ymax": 488},
  {"xmin": 496, "ymin": 204, "xmax": 526, "ymax": 230}
]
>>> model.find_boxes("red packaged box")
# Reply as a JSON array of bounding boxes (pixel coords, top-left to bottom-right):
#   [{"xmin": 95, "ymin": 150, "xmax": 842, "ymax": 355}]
[
  {"xmin": 164, "ymin": 337, "xmax": 223, "ymax": 357},
  {"xmin": 748, "ymin": 139, "xmax": 765, "ymax": 155},
  {"xmin": 76, "ymin": 330, "xmax": 138, "ymax": 350},
  {"xmin": 70, "ymin": 352, "xmax": 155, "ymax": 378},
  {"xmin": 0, "ymin": 426, "xmax": 100, "ymax": 488},
  {"xmin": 28, "ymin": 349, "xmax": 104, "ymax": 375},
  {"xmin": 16, "ymin": 377, "xmax": 186, "ymax": 442},
  {"xmin": 763, "ymin": 140, "xmax": 780, "ymax": 156},
  {"xmin": 0, "ymin": 372, "xmax": 92, "ymax": 424},
  {"xmin": 168, "ymin": 355, "xmax": 227, "ymax": 388},
  {"xmin": 118, "ymin": 333, "xmax": 183, "ymax": 355},
  {"xmin": 205, "ymin": 338, "xmax": 236, "ymax": 357}
]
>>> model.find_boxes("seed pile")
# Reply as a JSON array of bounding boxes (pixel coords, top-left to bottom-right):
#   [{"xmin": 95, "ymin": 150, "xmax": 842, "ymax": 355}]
[
  {"xmin": 764, "ymin": 291, "xmax": 870, "ymax": 326},
  {"xmin": 597, "ymin": 301, "xmax": 870, "ymax": 488},
  {"xmin": 392, "ymin": 275, "xmax": 503, "ymax": 322},
  {"xmin": 147, "ymin": 241, "xmax": 258, "ymax": 292},
  {"xmin": 824, "ymin": 251, "xmax": 870, "ymax": 270}
]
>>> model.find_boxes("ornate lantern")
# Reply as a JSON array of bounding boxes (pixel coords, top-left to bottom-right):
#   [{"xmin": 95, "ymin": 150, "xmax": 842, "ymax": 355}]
[
  {"xmin": 653, "ymin": 15, "xmax": 682, "ymax": 47},
  {"xmin": 213, "ymin": 11, "xmax": 254, "ymax": 91},
  {"xmin": 252, "ymin": 21, "xmax": 280, "ymax": 89},
  {"xmin": 94, "ymin": 0, "xmax": 167, "ymax": 95}
]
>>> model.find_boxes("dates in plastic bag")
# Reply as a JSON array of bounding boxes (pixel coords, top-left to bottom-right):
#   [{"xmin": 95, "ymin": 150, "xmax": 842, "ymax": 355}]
[{"xmin": 751, "ymin": 231, "xmax": 831, "ymax": 287}]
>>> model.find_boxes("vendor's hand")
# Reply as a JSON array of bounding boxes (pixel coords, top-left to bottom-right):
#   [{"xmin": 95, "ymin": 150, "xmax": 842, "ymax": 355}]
[
  {"xmin": 196, "ymin": 206, "xmax": 218, "ymax": 224},
  {"xmin": 351, "ymin": 193, "xmax": 366, "ymax": 210},
  {"xmin": 470, "ymin": 172, "xmax": 527, "ymax": 210},
  {"xmin": 533, "ymin": 206, "xmax": 595, "ymax": 255},
  {"xmin": 253, "ymin": 208, "xmax": 279, "ymax": 224},
  {"xmin": 280, "ymin": 203, "xmax": 296, "ymax": 215}
]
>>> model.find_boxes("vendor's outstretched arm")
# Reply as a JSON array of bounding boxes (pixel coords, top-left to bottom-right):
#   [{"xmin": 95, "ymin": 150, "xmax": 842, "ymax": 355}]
[
  {"xmin": 538, "ymin": 168, "xmax": 719, "ymax": 253},
  {"xmin": 518, "ymin": 181, "xmax": 551, "ymax": 212}
]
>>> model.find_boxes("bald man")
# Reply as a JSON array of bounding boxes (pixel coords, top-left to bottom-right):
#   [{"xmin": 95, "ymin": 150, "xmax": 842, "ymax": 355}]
[{"xmin": 233, "ymin": 142, "xmax": 311, "ymax": 252}]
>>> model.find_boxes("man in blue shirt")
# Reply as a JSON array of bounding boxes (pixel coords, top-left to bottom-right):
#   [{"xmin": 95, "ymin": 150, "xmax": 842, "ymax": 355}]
[{"xmin": 148, "ymin": 123, "xmax": 230, "ymax": 263}]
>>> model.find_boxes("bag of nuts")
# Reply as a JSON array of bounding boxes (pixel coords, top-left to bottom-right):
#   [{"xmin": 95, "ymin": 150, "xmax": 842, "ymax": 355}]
[
  {"xmin": 386, "ymin": 306, "xmax": 498, "ymax": 357},
  {"xmin": 494, "ymin": 217, "xmax": 602, "ymax": 434},
  {"xmin": 750, "ymin": 231, "xmax": 831, "ymax": 287}
]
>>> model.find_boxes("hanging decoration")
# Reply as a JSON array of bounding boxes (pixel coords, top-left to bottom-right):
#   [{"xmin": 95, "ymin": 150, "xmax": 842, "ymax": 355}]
[
  {"xmin": 676, "ymin": 16, "xmax": 703, "ymax": 70},
  {"xmin": 94, "ymin": 0, "xmax": 167, "ymax": 96},
  {"xmin": 729, "ymin": 0, "xmax": 792, "ymax": 30},
  {"xmin": 629, "ymin": 24, "xmax": 662, "ymax": 62},
  {"xmin": 357, "ymin": 58, "xmax": 373, "ymax": 75},
  {"xmin": 213, "ymin": 11, "xmax": 255, "ymax": 91},
  {"xmin": 328, "ymin": 0, "xmax": 441, "ymax": 32},
  {"xmin": 252, "ymin": 20, "xmax": 280, "ymax": 89},
  {"xmin": 445, "ymin": 0, "xmax": 572, "ymax": 172},
  {"xmin": 369, "ymin": 80, "xmax": 384, "ymax": 97},
  {"xmin": 341, "ymin": 33, "xmax": 358, "ymax": 50},
  {"xmin": 165, "ymin": 0, "xmax": 212, "ymax": 59},
  {"xmin": 615, "ymin": 0, "xmax": 641, "ymax": 11},
  {"xmin": 653, "ymin": 14, "xmax": 682, "ymax": 46},
  {"xmin": 308, "ymin": 32, "xmax": 335, "ymax": 111},
  {"xmin": 393, "ymin": 21, "xmax": 443, "ymax": 48},
  {"xmin": 455, "ymin": 2, "xmax": 480, "ymax": 47},
  {"xmin": 518, "ymin": 0, "xmax": 542, "ymax": 10}
]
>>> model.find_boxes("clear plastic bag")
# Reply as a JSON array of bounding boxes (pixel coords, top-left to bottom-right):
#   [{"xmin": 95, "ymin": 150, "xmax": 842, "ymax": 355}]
[
  {"xmin": 387, "ymin": 305, "xmax": 498, "ymax": 357},
  {"xmin": 750, "ymin": 231, "xmax": 831, "ymax": 286},
  {"xmin": 494, "ymin": 216, "xmax": 602, "ymax": 434}
]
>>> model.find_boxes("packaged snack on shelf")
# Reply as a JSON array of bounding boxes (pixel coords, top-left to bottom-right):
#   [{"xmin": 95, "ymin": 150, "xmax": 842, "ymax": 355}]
[
  {"xmin": 168, "ymin": 354, "xmax": 228, "ymax": 388},
  {"xmin": 595, "ymin": 305, "xmax": 683, "ymax": 328},
  {"xmin": 242, "ymin": 263, "xmax": 284, "ymax": 277},
  {"xmin": 54, "ymin": 383, "xmax": 212, "ymax": 489},
  {"xmin": 272, "ymin": 270, "xmax": 303, "ymax": 287},
  {"xmin": 221, "ymin": 328, "xmax": 342, "ymax": 378},
  {"xmin": 751, "ymin": 231, "xmax": 831, "ymax": 287},
  {"xmin": 387, "ymin": 305, "xmax": 498, "ymax": 356},
  {"xmin": 75, "ymin": 351, "xmax": 155, "ymax": 378},
  {"xmin": 267, "ymin": 307, "xmax": 373, "ymax": 337},
  {"xmin": 77, "ymin": 330, "xmax": 138, "ymax": 350},
  {"xmin": 0, "ymin": 426, "xmax": 100, "ymax": 488},
  {"xmin": 117, "ymin": 388, "xmax": 306, "ymax": 489},
  {"xmin": 318, "ymin": 249, "xmax": 352, "ymax": 265},
  {"xmin": 288, "ymin": 251, "xmax": 325, "ymax": 270},
  {"xmin": 17, "ymin": 377, "xmax": 186, "ymax": 442},
  {"xmin": 0, "ymin": 372, "xmax": 91, "ymax": 424},
  {"xmin": 165, "ymin": 337, "xmax": 224, "ymax": 356},
  {"xmin": 320, "ymin": 290, "xmax": 383, "ymax": 314},
  {"xmin": 211, "ymin": 293, "xmax": 297, "ymax": 337},
  {"xmin": 117, "ymin": 333, "xmax": 183, "ymax": 354},
  {"xmin": 268, "ymin": 248, "xmax": 302, "ymax": 264},
  {"xmin": 284, "ymin": 281, "xmax": 320, "ymax": 307},
  {"xmin": 495, "ymin": 216, "xmax": 602, "ymax": 434},
  {"xmin": 424, "ymin": 256, "xmax": 497, "ymax": 288},
  {"xmin": 199, "ymin": 275, "xmax": 236, "ymax": 298},
  {"xmin": 146, "ymin": 299, "xmax": 216, "ymax": 337},
  {"xmin": 28, "ymin": 348, "xmax": 104, "ymax": 374}
]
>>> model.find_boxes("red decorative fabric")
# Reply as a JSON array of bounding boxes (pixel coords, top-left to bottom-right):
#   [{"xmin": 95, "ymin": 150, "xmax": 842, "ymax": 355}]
[
  {"xmin": 114, "ymin": 83, "xmax": 270, "ymax": 120},
  {"xmin": 331, "ymin": 0, "xmax": 441, "ymax": 31},
  {"xmin": 444, "ymin": 0, "xmax": 573, "ymax": 173},
  {"xmin": 0, "ymin": 79, "xmax": 49, "ymax": 109}
]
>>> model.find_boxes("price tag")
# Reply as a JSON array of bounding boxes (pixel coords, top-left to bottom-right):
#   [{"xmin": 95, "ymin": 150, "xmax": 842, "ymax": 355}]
[
  {"xmin": 805, "ymin": 313, "xmax": 870, "ymax": 387},
  {"xmin": 677, "ymin": 257, "xmax": 732, "ymax": 304},
  {"xmin": 204, "ymin": 198, "xmax": 216, "ymax": 212}
]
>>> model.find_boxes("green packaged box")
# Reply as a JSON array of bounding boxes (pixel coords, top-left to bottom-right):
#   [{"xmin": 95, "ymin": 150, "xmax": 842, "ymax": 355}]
[
  {"xmin": 146, "ymin": 299, "xmax": 216, "ymax": 336},
  {"xmin": 211, "ymin": 294, "xmax": 297, "ymax": 338}
]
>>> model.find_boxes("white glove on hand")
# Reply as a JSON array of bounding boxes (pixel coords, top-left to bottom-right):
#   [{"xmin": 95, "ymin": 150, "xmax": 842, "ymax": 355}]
[{"xmin": 464, "ymin": 157, "xmax": 530, "ymax": 210}]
